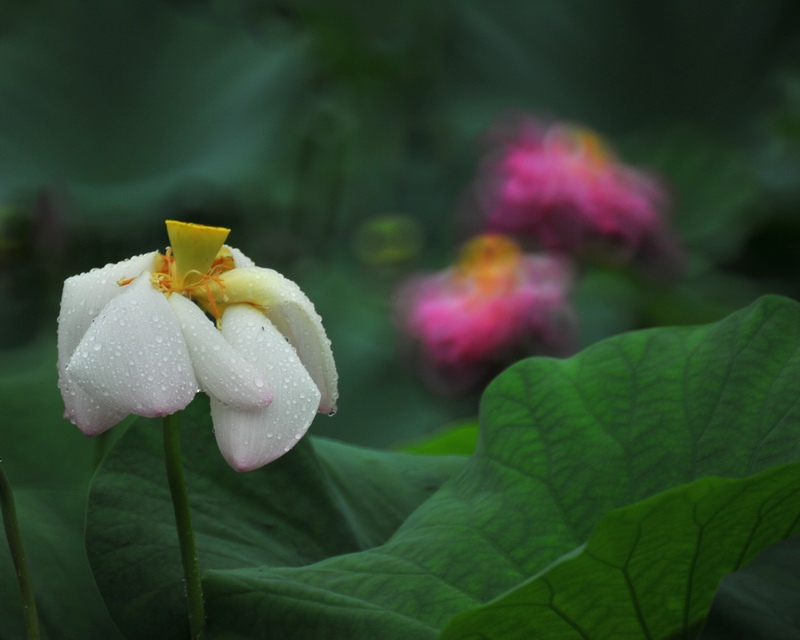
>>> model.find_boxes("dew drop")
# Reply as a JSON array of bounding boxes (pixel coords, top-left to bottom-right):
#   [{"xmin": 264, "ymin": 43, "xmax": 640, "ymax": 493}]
[
  {"xmin": 155, "ymin": 336, "xmax": 164, "ymax": 344},
  {"xmin": 92, "ymin": 343, "xmax": 103, "ymax": 351}
]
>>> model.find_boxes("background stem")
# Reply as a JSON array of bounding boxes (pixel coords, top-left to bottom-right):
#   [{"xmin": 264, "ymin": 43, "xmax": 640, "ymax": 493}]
[
  {"xmin": 0, "ymin": 462, "xmax": 41, "ymax": 640},
  {"xmin": 162, "ymin": 412, "xmax": 205, "ymax": 639}
]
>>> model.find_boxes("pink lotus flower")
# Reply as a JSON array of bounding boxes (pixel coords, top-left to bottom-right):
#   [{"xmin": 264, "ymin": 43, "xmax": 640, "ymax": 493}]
[
  {"xmin": 471, "ymin": 118, "xmax": 683, "ymax": 278},
  {"xmin": 394, "ymin": 234, "xmax": 576, "ymax": 394}
]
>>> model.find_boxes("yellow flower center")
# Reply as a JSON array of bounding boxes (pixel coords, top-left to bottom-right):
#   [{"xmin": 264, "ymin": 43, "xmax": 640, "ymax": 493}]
[
  {"xmin": 454, "ymin": 234, "xmax": 523, "ymax": 295},
  {"xmin": 165, "ymin": 220, "xmax": 231, "ymax": 290},
  {"xmin": 134, "ymin": 220, "xmax": 238, "ymax": 319},
  {"xmin": 548, "ymin": 126, "xmax": 614, "ymax": 178}
]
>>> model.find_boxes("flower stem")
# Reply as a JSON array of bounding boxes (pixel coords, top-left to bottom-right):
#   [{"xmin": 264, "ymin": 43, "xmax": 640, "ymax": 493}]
[
  {"xmin": 0, "ymin": 462, "xmax": 40, "ymax": 640},
  {"xmin": 162, "ymin": 412, "xmax": 205, "ymax": 639}
]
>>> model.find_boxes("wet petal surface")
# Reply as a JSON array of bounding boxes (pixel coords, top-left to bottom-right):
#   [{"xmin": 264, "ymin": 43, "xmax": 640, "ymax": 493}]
[
  {"xmin": 58, "ymin": 373, "xmax": 127, "ymax": 436},
  {"xmin": 67, "ymin": 273, "xmax": 198, "ymax": 418},
  {"xmin": 210, "ymin": 304, "xmax": 321, "ymax": 472},
  {"xmin": 169, "ymin": 293, "xmax": 272, "ymax": 410},
  {"xmin": 57, "ymin": 252, "xmax": 158, "ymax": 372},
  {"xmin": 224, "ymin": 245, "xmax": 254, "ymax": 268},
  {"xmin": 201, "ymin": 267, "xmax": 338, "ymax": 414}
]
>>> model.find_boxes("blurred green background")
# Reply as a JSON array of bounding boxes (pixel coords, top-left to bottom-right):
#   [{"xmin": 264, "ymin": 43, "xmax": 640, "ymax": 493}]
[{"xmin": 2, "ymin": 0, "xmax": 800, "ymax": 454}]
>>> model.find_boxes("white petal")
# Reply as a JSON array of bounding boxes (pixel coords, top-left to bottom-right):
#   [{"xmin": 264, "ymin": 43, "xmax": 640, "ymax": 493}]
[
  {"xmin": 225, "ymin": 245, "xmax": 255, "ymax": 268},
  {"xmin": 265, "ymin": 298, "xmax": 338, "ymax": 415},
  {"xmin": 57, "ymin": 252, "xmax": 158, "ymax": 372},
  {"xmin": 57, "ymin": 251, "xmax": 157, "ymax": 433},
  {"xmin": 218, "ymin": 267, "xmax": 339, "ymax": 414},
  {"xmin": 66, "ymin": 273, "xmax": 198, "ymax": 418},
  {"xmin": 58, "ymin": 372, "xmax": 126, "ymax": 436},
  {"xmin": 210, "ymin": 305, "xmax": 321, "ymax": 472},
  {"xmin": 168, "ymin": 294, "xmax": 272, "ymax": 410}
]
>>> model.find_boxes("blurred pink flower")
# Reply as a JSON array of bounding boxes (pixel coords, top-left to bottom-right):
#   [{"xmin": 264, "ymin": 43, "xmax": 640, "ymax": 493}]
[
  {"xmin": 394, "ymin": 234, "xmax": 576, "ymax": 394},
  {"xmin": 472, "ymin": 118, "xmax": 683, "ymax": 278}
]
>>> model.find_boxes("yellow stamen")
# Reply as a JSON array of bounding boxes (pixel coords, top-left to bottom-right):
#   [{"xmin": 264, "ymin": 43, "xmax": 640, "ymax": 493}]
[
  {"xmin": 185, "ymin": 271, "xmax": 227, "ymax": 320},
  {"xmin": 166, "ymin": 220, "xmax": 230, "ymax": 291}
]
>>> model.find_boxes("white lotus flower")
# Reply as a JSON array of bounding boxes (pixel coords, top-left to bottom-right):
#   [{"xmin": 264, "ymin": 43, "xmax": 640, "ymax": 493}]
[{"xmin": 57, "ymin": 221, "xmax": 338, "ymax": 472}]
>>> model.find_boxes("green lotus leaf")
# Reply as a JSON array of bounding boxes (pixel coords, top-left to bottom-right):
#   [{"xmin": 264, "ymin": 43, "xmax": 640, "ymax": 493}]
[{"xmin": 440, "ymin": 464, "xmax": 800, "ymax": 639}]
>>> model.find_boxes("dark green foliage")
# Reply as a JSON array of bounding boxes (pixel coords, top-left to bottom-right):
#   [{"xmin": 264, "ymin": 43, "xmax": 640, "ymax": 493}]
[
  {"xmin": 85, "ymin": 397, "xmax": 466, "ymax": 638},
  {"xmin": 699, "ymin": 536, "xmax": 800, "ymax": 640},
  {"xmin": 81, "ymin": 296, "xmax": 800, "ymax": 638},
  {"xmin": 441, "ymin": 465, "xmax": 800, "ymax": 639}
]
